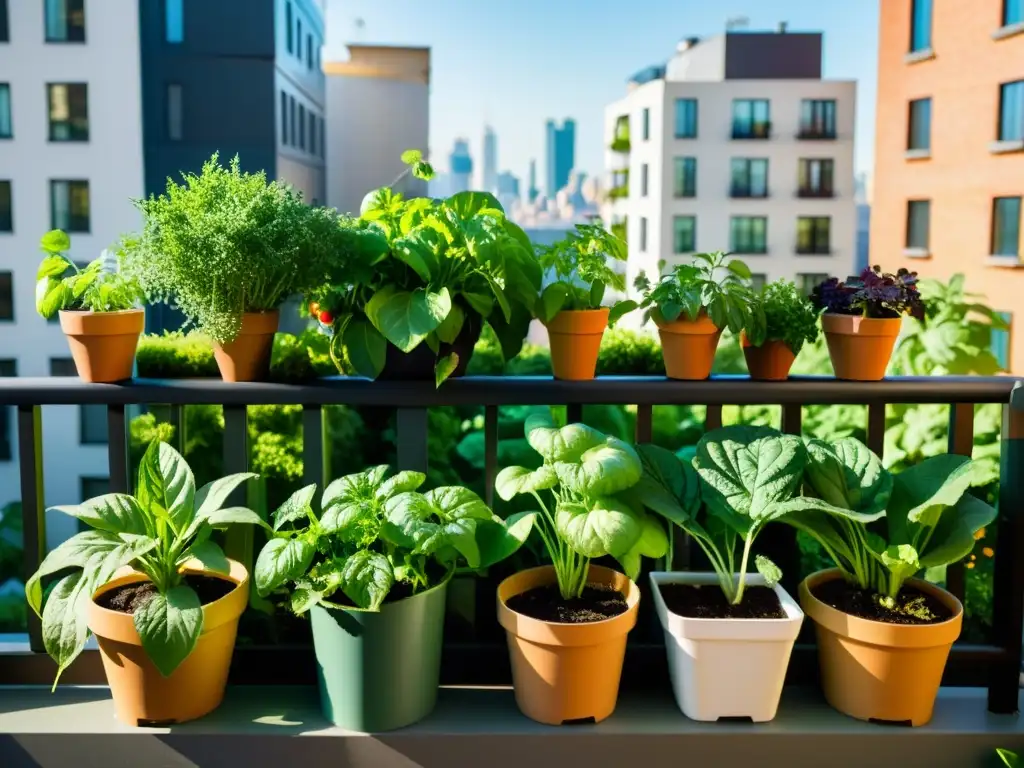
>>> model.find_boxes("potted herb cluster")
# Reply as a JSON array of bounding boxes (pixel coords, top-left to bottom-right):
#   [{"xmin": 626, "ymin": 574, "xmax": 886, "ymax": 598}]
[
  {"xmin": 25, "ymin": 441, "xmax": 263, "ymax": 725},
  {"xmin": 35, "ymin": 230, "xmax": 145, "ymax": 382},
  {"xmin": 635, "ymin": 252, "xmax": 761, "ymax": 380},
  {"xmin": 741, "ymin": 279, "xmax": 820, "ymax": 381},
  {"xmin": 811, "ymin": 266, "xmax": 925, "ymax": 381},
  {"xmin": 534, "ymin": 223, "xmax": 636, "ymax": 380},
  {"xmin": 495, "ymin": 415, "xmax": 668, "ymax": 725},
  {"xmin": 254, "ymin": 465, "xmax": 534, "ymax": 731}
]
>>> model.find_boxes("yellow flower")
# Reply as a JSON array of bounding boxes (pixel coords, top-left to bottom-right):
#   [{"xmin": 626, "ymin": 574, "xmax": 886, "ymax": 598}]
[
  {"xmin": 974, "ymin": 527, "xmax": 987, "ymax": 540},
  {"xmin": 966, "ymin": 562, "xmax": 975, "ymax": 569},
  {"xmin": 983, "ymin": 547, "xmax": 995, "ymax": 558}
]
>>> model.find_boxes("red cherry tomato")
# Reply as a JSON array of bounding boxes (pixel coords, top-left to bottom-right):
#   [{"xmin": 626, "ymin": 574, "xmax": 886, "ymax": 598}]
[
  {"xmin": 309, "ymin": 301, "xmax": 320, "ymax": 316},
  {"xmin": 318, "ymin": 310, "xmax": 334, "ymax": 325}
]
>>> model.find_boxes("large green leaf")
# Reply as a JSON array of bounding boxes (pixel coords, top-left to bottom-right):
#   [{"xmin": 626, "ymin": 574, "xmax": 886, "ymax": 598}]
[
  {"xmin": 185, "ymin": 540, "xmax": 230, "ymax": 575},
  {"xmin": 392, "ymin": 228, "xmax": 442, "ymax": 281},
  {"xmin": 435, "ymin": 352, "xmax": 460, "ymax": 387},
  {"xmin": 487, "ymin": 300, "xmax": 533, "ymax": 361},
  {"xmin": 441, "ymin": 517, "xmax": 481, "ymax": 567},
  {"xmin": 136, "ymin": 441, "xmax": 196, "ymax": 534},
  {"xmin": 40, "ymin": 229, "xmax": 72, "ymax": 253},
  {"xmin": 37, "ymin": 254, "xmax": 71, "ymax": 279},
  {"xmin": 26, "ymin": 530, "xmax": 121, "ymax": 615},
  {"xmin": 194, "ymin": 473, "xmax": 258, "ymax": 521},
  {"xmin": 888, "ymin": 454, "xmax": 992, "ymax": 531},
  {"xmin": 339, "ymin": 550, "xmax": 394, "ymax": 611},
  {"xmin": 803, "ymin": 438, "xmax": 891, "ymax": 520},
  {"xmin": 49, "ymin": 494, "xmax": 151, "ymax": 537},
  {"xmin": 474, "ymin": 511, "xmax": 537, "ymax": 569},
  {"xmin": 42, "ymin": 571, "xmax": 91, "ymax": 686},
  {"xmin": 133, "ymin": 586, "xmax": 203, "ymax": 677},
  {"xmin": 555, "ymin": 498, "xmax": 643, "ymax": 559},
  {"xmin": 377, "ymin": 470, "xmax": 426, "ymax": 500},
  {"xmin": 380, "ymin": 492, "xmax": 445, "ymax": 554},
  {"xmin": 494, "ymin": 465, "xmax": 558, "ymax": 501},
  {"xmin": 343, "ymin": 318, "xmax": 387, "ymax": 379},
  {"xmin": 196, "ymin": 505, "xmax": 269, "ymax": 530},
  {"xmin": 524, "ymin": 415, "xmax": 605, "ymax": 462},
  {"xmin": 553, "ymin": 436, "xmax": 643, "ymax": 496},
  {"xmin": 254, "ymin": 536, "xmax": 316, "ymax": 596},
  {"xmin": 617, "ymin": 513, "xmax": 668, "ymax": 581},
  {"xmin": 272, "ymin": 483, "xmax": 317, "ymax": 531},
  {"xmin": 538, "ymin": 283, "xmax": 569, "ymax": 323},
  {"xmin": 435, "ymin": 303, "xmax": 465, "ymax": 344},
  {"xmin": 445, "ymin": 190, "xmax": 504, "ymax": 218},
  {"xmin": 319, "ymin": 500, "xmax": 374, "ymax": 538},
  {"xmin": 918, "ymin": 493, "xmax": 997, "ymax": 569},
  {"xmin": 423, "ymin": 486, "xmax": 492, "ymax": 521},
  {"xmin": 365, "ymin": 286, "xmax": 452, "ymax": 352},
  {"xmin": 627, "ymin": 444, "xmax": 701, "ymax": 529},
  {"xmin": 35, "ymin": 277, "xmax": 70, "ymax": 318}
]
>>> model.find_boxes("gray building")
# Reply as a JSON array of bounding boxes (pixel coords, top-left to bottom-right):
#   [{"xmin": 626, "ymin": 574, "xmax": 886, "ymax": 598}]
[{"xmin": 545, "ymin": 118, "xmax": 575, "ymax": 198}]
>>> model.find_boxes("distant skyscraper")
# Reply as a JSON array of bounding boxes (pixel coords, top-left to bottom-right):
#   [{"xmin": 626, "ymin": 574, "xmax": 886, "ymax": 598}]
[
  {"xmin": 482, "ymin": 126, "xmax": 498, "ymax": 193},
  {"xmin": 528, "ymin": 159, "xmax": 539, "ymax": 202},
  {"xmin": 449, "ymin": 138, "xmax": 473, "ymax": 194},
  {"xmin": 545, "ymin": 119, "xmax": 576, "ymax": 197},
  {"xmin": 496, "ymin": 171, "xmax": 520, "ymax": 198}
]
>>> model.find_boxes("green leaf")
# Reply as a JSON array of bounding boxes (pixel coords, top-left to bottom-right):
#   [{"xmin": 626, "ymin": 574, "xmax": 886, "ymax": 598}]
[
  {"xmin": 494, "ymin": 465, "xmax": 558, "ymax": 501},
  {"xmin": 393, "ymin": 228, "xmax": 442, "ymax": 281},
  {"xmin": 889, "ymin": 454, "xmax": 991, "ymax": 528},
  {"xmin": 755, "ymin": 555, "xmax": 782, "ymax": 589},
  {"xmin": 553, "ymin": 436, "xmax": 643, "ymax": 496},
  {"xmin": 381, "ymin": 493, "xmax": 445, "ymax": 554},
  {"xmin": 254, "ymin": 536, "xmax": 316, "ymax": 596},
  {"xmin": 194, "ymin": 473, "xmax": 258, "ymax": 522},
  {"xmin": 803, "ymin": 437, "xmax": 892, "ymax": 521},
  {"xmin": 197, "ymin": 505, "xmax": 269, "ymax": 530},
  {"xmin": 186, "ymin": 540, "xmax": 230, "ymax": 574},
  {"xmin": 365, "ymin": 286, "xmax": 452, "ymax": 353},
  {"xmin": 484, "ymin": 274, "xmax": 513, "ymax": 322},
  {"xmin": 590, "ymin": 280, "xmax": 606, "ymax": 308},
  {"xmin": 618, "ymin": 513, "xmax": 668, "ymax": 581},
  {"xmin": 728, "ymin": 259, "xmax": 753, "ymax": 280},
  {"xmin": 339, "ymin": 550, "xmax": 394, "ymax": 610},
  {"xmin": 608, "ymin": 300, "xmax": 638, "ymax": 327},
  {"xmin": 36, "ymin": 277, "xmax": 70, "ymax": 318},
  {"xmin": 290, "ymin": 582, "xmax": 325, "ymax": 614},
  {"xmin": 42, "ymin": 571, "xmax": 91, "ymax": 687},
  {"xmin": 400, "ymin": 148, "xmax": 423, "ymax": 164},
  {"xmin": 40, "ymin": 229, "xmax": 72, "ymax": 253},
  {"xmin": 343, "ymin": 318, "xmax": 387, "ymax": 379},
  {"xmin": 524, "ymin": 414, "xmax": 605, "ymax": 462},
  {"xmin": 442, "ymin": 517, "xmax": 481, "ymax": 567},
  {"xmin": 424, "ymin": 486, "xmax": 493, "ymax": 521},
  {"xmin": 555, "ymin": 498, "xmax": 643, "ymax": 559},
  {"xmin": 918, "ymin": 493, "xmax": 997, "ymax": 569},
  {"xmin": 378, "ymin": 470, "xmax": 426, "ymax": 499},
  {"xmin": 133, "ymin": 586, "xmax": 203, "ymax": 677},
  {"xmin": 50, "ymin": 494, "xmax": 151, "ymax": 537},
  {"xmin": 463, "ymin": 291, "xmax": 495, "ymax": 317},
  {"xmin": 435, "ymin": 303, "xmax": 465, "ymax": 344},
  {"xmin": 435, "ymin": 352, "xmax": 460, "ymax": 387},
  {"xmin": 320, "ymin": 500, "xmax": 374, "ymax": 538},
  {"xmin": 997, "ymin": 749, "xmax": 1020, "ymax": 767},
  {"xmin": 487, "ymin": 300, "xmax": 532, "ymax": 361},
  {"xmin": 136, "ymin": 441, "xmax": 196, "ymax": 535},
  {"xmin": 625, "ymin": 444, "xmax": 703, "ymax": 531},
  {"xmin": 37, "ymin": 254, "xmax": 71, "ymax": 280},
  {"xmin": 538, "ymin": 283, "xmax": 568, "ymax": 323},
  {"xmin": 25, "ymin": 530, "xmax": 120, "ymax": 616},
  {"xmin": 880, "ymin": 544, "xmax": 921, "ymax": 590},
  {"xmin": 474, "ymin": 511, "xmax": 537, "ymax": 569},
  {"xmin": 445, "ymin": 190, "xmax": 505, "ymax": 218},
  {"xmin": 272, "ymin": 483, "xmax": 317, "ymax": 531}
]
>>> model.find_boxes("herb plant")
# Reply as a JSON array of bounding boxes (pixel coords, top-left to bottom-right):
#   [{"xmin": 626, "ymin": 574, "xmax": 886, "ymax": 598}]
[
  {"xmin": 496, "ymin": 416, "xmax": 668, "ymax": 599},
  {"xmin": 254, "ymin": 466, "xmax": 535, "ymax": 611},
  {"xmin": 745, "ymin": 279, "xmax": 820, "ymax": 353},
  {"xmin": 35, "ymin": 230, "xmax": 143, "ymax": 319},
  {"xmin": 811, "ymin": 265, "xmax": 925, "ymax": 320},
  {"xmin": 25, "ymin": 441, "xmax": 264, "ymax": 684},
  {"xmin": 634, "ymin": 251, "xmax": 763, "ymax": 334}
]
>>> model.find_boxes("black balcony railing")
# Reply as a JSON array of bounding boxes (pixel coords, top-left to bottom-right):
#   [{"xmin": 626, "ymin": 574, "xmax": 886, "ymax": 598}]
[
  {"xmin": 797, "ymin": 127, "xmax": 837, "ymax": 140},
  {"xmin": 798, "ymin": 187, "xmax": 836, "ymax": 199},
  {"xmin": 731, "ymin": 122, "xmax": 772, "ymax": 140},
  {"xmin": 1, "ymin": 375, "xmax": 1022, "ymax": 716},
  {"xmin": 730, "ymin": 185, "xmax": 769, "ymax": 199}
]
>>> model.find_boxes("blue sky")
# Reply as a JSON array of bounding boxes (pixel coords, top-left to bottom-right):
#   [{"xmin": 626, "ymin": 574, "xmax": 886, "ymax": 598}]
[{"xmin": 324, "ymin": 0, "xmax": 878, "ymax": 188}]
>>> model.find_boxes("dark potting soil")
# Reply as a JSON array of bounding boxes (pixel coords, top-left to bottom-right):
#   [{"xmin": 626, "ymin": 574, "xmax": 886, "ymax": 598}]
[
  {"xmin": 506, "ymin": 584, "xmax": 628, "ymax": 623},
  {"xmin": 660, "ymin": 584, "xmax": 786, "ymax": 619},
  {"xmin": 812, "ymin": 578, "xmax": 953, "ymax": 625},
  {"xmin": 95, "ymin": 574, "xmax": 235, "ymax": 615}
]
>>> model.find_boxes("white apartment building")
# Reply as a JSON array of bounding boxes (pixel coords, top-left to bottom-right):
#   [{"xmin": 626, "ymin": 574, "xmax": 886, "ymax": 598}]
[{"xmin": 603, "ymin": 30, "xmax": 856, "ymax": 298}]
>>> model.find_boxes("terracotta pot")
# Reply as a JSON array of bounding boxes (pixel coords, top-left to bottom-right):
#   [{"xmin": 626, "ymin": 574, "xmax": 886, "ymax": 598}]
[
  {"xmin": 655, "ymin": 311, "xmax": 722, "ymax": 380},
  {"xmin": 799, "ymin": 569, "xmax": 963, "ymax": 726},
  {"xmin": 545, "ymin": 308, "xmax": 609, "ymax": 380},
  {"xmin": 496, "ymin": 565, "xmax": 639, "ymax": 725},
  {"xmin": 212, "ymin": 311, "xmax": 279, "ymax": 382},
  {"xmin": 59, "ymin": 309, "xmax": 144, "ymax": 383},
  {"xmin": 741, "ymin": 333, "xmax": 798, "ymax": 381},
  {"xmin": 821, "ymin": 313, "xmax": 901, "ymax": 381},
  {"xmin": 86, "ymin": 559, "xmax": 249, "ymax": 727}
]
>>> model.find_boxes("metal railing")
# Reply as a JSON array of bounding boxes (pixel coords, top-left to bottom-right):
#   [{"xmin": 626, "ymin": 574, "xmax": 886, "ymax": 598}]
[{"xmin": 1, "ymin": 375, "xmax": 1022, "ymax": 714}]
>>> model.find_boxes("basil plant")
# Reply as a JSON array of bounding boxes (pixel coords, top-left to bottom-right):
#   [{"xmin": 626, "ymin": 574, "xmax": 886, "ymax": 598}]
[
  {"xmin": 496, "ymin": 415, "xmax": 669, "ymax": 599},
  {"xmin": 632, "ymin": 426, "xmax": 807, "ymax": 605},
  {"xmin": 26, "ymin": 441, "xmax": 265, "ymax": 685},
  {"xmin": 787, "ymin": 437, "xmax": 997, "ymax": 609},
  {"xmin": 254, "ymin": 465, "xmax": 535, "ymax": 612}
]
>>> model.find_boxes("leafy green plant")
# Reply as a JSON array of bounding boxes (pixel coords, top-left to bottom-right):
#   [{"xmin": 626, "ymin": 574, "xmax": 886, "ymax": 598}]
[
  {"xmin": 998, "ymin": 749, "xmax": 1019, "ymax": 767},
  {"xmin": 254, "ymin": 466, "xmax": 534, "ymax": 611},
  {"xmin": 495, "ymin": 416, "xmax": 668, "ymax": 599},
  {"xmin": 745, "ymin": 279, "xmax": 819, "ymax": 353},
  {"xmin": 634, "ymin": 252, "xmax": 763, "ymax": 334},
  {"xmin": 35, "ymin": 230, "xmax": 143, "ymax": 319},
  {"xmin": 25, "ymin": 441, "xmax": 265, "ymax": 684}
]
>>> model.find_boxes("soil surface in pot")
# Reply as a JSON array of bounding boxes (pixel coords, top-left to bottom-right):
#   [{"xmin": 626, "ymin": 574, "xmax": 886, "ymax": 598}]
[
  {"xmin": 811, "ymin": 578, "xmax": 953, "ymax": 625},
  {"xmin": 506, "ymin": 584, "xmax": 628, "ymax": 623},
  {"xmin": 661, "ymin": 584, "xmax": 785, "ymax": 619},
  {"xmin": 96, "ymin": 575, "xmax": 235, "ymax": 614}
]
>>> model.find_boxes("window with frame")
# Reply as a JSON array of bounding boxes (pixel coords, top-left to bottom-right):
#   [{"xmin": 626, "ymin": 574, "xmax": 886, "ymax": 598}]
[
  {"xmin": 281, "ymin": 91, "xmax": 289, "ymax": 145},
  {"xmin": 730, "ymin": 158, "xmax": 768, "ymax": 197},
  {"xmin": 0, "ymin": 83, "xmax": 12, "ymax": 138},
  {"xmin": 298, "ymin": 104, "xmax": 306, "ymax": 151},
  {"xmin": 799, "ymin": 99, "xmax": 836, "ymax": 138},
  {"xmin": 48, "ymin": 83, "xmax": 88, "ymax": 141},
  {"xmin": 167, "ymin": 84, "xmax": 183, "ymax": 141},
  {"xmin": 296, "ymin": 18, "xmax": 302, "ymax": 59},
  {"xmin": 0, "ymin": 359, "xmax": 14, "ymax": 461},
  {"xmin": 642, "ymin": 107, "xmax": 650, "ymax": 141},
  {"xmin": 50, "ymin": 359, "xmax": 108, "ymax": 444},
  {"xmin": 798, "ymin": 273, "xmax": 831, "ymax": 296},
  {"xmin": 673, "ymin": 157, "xmax": 696, "ymax": 198},
  {"xmin": 0, "ymin": 271, "xmax": 12, "ymax": 321},
  {"xmin": 674, "ymin": 98, "xmax": 697, "ymax": 139},
  {"xmin": 798, "ymin": 159, "xmax": 835, "ymax": 197},
  {"xmin": 309, "ymin": 112, "xmax": 316, "ymax": 155},
  {"xmin": 166, "ymin": 0, "xmax": 183, "ymax": 43},
  {"xmin": 320, "ymin": 116, "xmax": 326, "ymax": 157},
  {"xmin": 640, "ymin": 163, "xmax": 648, "ymax": 197},
  {"xmin": 797, "ymin": 216, "xmax": 831, "ymax": 254},
  {"xmin": 50, "ymin": 180, "xmax": 90, "ymax": 232},
  {"xmin": 0, "ymin": 0, "xmax": 8, "ymax": 43},
  {"xmin": 990, "ymin": 312, "xmax": 1013, "ymax": 371},
  {"xmin": 639, "ymin": 217, "xmax": 648, "ymax": 252},
  {"xmin": 750, "ymin": 273, "xmax": 767, "ymax": 291},
  {"xmin": 907, "ymin": 98, "xmax": 931, "ymax": 150},
  {"xmin": 999, "ymin": 81, "xmax": 1024, "ymax": 142},
  {"xmin": 906, "ymin": 200, "xmax": 931, "ymax": 249},
  {"xmin": 992, "ymin": 197, "xmax": 1021, "ymax": 257},
  {"xmin": 732, "ymin": 99, "xmax": 770, "ymax": 139},
  {"xmin": 673, "ymin": 216, "xmax": 696, "ymax": 254},
  {"xmin": 0, "ymin": 180, "xmax": 10, "ymax": 232},
  {"xmin": 290, "ymin": 96, "xmax": 296, "ymax": 146},
  {"xmin": 730, "ymin": 216, "xmax": 768, "ymax": 254},
  {"xmin": 307, "ymin": 35, "xmax": 313, "ymax": 70},
  {"xmin": 1005, "ymin": 0, "xmax": 1023, "ymax": 26},
  {"xmin": 45, "ymin": 0, "xmax": 85, "ymax": 43},
  {"xmin": 286, "ymin": 1, "xmax": 293, "ymax": 53},
  {"xmin": 80, "ymin": 477, "xmax": 110, "ymax": 503},
  {"xmin": 910, "ymin": 0, "xmax": 932, "ymax": 52}
]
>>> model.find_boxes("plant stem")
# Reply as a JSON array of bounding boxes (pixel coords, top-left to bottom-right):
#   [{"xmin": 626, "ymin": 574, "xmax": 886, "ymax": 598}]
[{"xmin": 732, "ymin": 536, "xmax": 754, "ymax": 606}]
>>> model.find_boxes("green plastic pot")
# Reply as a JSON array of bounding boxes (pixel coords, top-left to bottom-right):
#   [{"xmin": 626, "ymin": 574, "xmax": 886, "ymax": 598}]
[{"xmin": 310, "ymin": 575, "xmax": 449, "ymax": 732}]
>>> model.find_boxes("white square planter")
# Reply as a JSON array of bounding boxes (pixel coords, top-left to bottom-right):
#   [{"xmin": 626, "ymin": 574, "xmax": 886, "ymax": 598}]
[{"xmin": 650, "ymin": 571, "xmax": 804, "ymax": 722}]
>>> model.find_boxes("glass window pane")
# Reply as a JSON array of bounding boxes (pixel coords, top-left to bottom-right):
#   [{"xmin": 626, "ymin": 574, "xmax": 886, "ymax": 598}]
[
  {"xmin": 0, "ymin": 83, "xmax": 11, "ymax": 138},
  {"xmin": 1007, "ymin": 0, "xmax": 1023, "ymax": 25},
  {"xmin": 909, "ymin": 98, "xmax": 931, "ymax": 149},
  {"xmin": 167, "ymin": 84, "xmax": 183, "ymax": 140},
  {"xmin": 907, "ymin": 200, "xmax": 931, "ymax": 248},
  {"xmin": 910, "ymin": 0, "xmax": 932, "ymax": 51},
  {"xmin": 674, "ymin": 216, "xmax": 695, "ymax": 253},
  {"xmin": 0, "ymin": 272, "xmax": 12, "ymax": 320},
  {"xmin": 675, "ymin": 99, "xmax": 697, "ymax": 138},
  {"xmin": 751, "ymin": 160, "xmax": 767, "ymax": 196},
  {"xmin": 0, "ymin": 180, "xmax": 11, "ymax": 232},
  {"xmin": 642, "ymin": 108, "xmax": 650, "ymax": 140},
  {"xmin": 0, "ymin": 0, "xmax": 8, "ymax": 43},
  {"xmin": 1000, "ymin": 81, "xmax": 1024, "ymax": 141},
  {"xmin": 640, "ymin": 217, "xmax": 648, "ymax": 252},
  {"xmin": 166, "ymin": 0, "xmax": 183, "ymax": 43},
  {"xmin": 46, "ymin": 0, "xmax": 84, "ymax": 42},
  {"xmin": 280, "ymin": 91, "xmax": 288, "ymax": 144},
  {"xmin": 286, "ymin": 2, "xmax": 293, "ymax": 52},
  {"xmin": 994, "ymin": 197, "xmax": 1022, "ymax": 256}
]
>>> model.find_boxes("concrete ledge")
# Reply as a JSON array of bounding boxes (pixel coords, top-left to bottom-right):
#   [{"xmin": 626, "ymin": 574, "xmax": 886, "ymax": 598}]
[
  {"xmin": 986, "ymin": 255, "xmax": 1024, "ymax": 268},
  {"xmin": 904, "ymin": 247, "xmax": 932, "ymax": 259},
  {"xmin": 904, "ymin": 47, "xmax": 936, "ymax": 64},
  {"xmin": 0, "ymin": 687, "xmax": 1022, "ymax": 768},
  {"xmin": 992, "ymin": 21, "xmax": 1024, "ymax": 41},
  {"xmin": 904, "ymin": 148, "xmax": 932, "ymax": 161},
  {"xmin": 990, "ymin": 140, "xmax": 1024, "ymax": 155}
]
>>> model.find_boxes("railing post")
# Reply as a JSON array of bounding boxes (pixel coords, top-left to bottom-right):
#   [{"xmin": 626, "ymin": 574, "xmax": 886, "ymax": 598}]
[
  {"xmin": 760, "ymin": 404, "xmax": 803, "ymax": 596},
  {"xmin": 222, "ymin": 405, "xmax": 252, "ymax": 567},
  {"xmin": 17, "ymin": 405, "xmax": 45, "ymax": 652},
  {"xmin": 396, "ymin": 408, "xmax": 429, "ymax": 472},
  {"xmin": 866, "ymin": 403, "xmax": 886, "ymax": 458},
  {"xmin": 946, "ymin": 403, "xmax": 975, "ymax": 601},
  {"xmin": 302, "ymin": 404, "xmax": 325, "ymax": 490},
  {"xmin": 635, "ymin": 404, "xmax": 653, "ymax": 444},
  {"xmin": 483, "ymin": 405, "xmax": 498, "ymax": 507},
  {"xmin": 566, "ymin": 403, "xmax": 583, "ymax": 425},
  {"xmin": 106, "ymin": 404, "xmax": 130, "ymax": 494}
]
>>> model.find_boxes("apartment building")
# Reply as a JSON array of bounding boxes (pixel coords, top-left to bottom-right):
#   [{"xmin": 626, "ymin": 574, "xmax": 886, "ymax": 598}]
[
  {"xmin": 872, "ymin": 0, "xmax": 1023, "ymax": 371},
  {"xmin": 603, "ymin": 29, "xmax": 856, "ymax": 298}
]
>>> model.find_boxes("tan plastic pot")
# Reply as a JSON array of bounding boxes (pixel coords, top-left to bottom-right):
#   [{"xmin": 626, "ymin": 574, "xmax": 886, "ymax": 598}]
[
  {"xmin": 497, "ymin": 565, "xmax": 639, "ymax": 725},
  {"xmin": 741, "ymin": 333, "xmax": 797, "ymax": 381},
  {"xmin": 86, "ymin": 559, "xmax": 249, "ymax": 727},
  {"xmin": 212, "ymin": 310, "xmax": 279, "ymax": 382},
  {"xmin": 545, "ymin": 308, "xmax": 609, "ymax": 380},
  {"xmin": 799, "ymin": 569, "xmax": 962, "ymax": 726},
  {"xmin": 655, "ymin": 312, "xmax": 722, "ymax": 380},
  {"xmin": 821, "ymin": 313, "xmax": 901, "ymax": 381},
  {"xmin": 59, "ymin": 309, "xmax": 144, "ymax": 383}
]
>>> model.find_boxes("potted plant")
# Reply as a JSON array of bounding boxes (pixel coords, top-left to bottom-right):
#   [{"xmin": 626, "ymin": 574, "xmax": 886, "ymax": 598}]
[
  {"xmin": 811, "ymin": 266, "xmax": 925, "ymax": 381},
  {"xmin": 254, "ymin": 465, "xmax": 534, "ymax": 731},
  {"xmin": 635, "ymin": 252, "xmax": 761, "ymax": 380},
  {"xmin": 634, "ymin": 426, "xmax": 805, "ymax": 722},
  {"xmin": 534, "ymin": 223, "xmax": 636, "ymax": 380},
  {"xmin": 494, "ymin": 415, "xmax": 668, "ymax": 725},
  {"xmin": 741, "ymin": 280, "xmax": 819, "ymax": 381},
  {"xmin": 306, "ymin": 151, "xmax": 542, "ymax": 387},
  {"xmin": 788, "ymin": 437, "xmax": 996, "ymax": 725},
  {"xmin": 34, "ymin": 230, "xmax": 145, "ymax": 382},
  {"xmin": 128, "ymin": 154, "xmax": 345, "ymax": 382},
  {"xmin": 24, "ymin": 440, "xmax": 263, "ymax": 725}
]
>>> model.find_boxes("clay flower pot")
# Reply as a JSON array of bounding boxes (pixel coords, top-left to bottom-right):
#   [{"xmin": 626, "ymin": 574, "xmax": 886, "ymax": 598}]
[
  {"xmin": 86, "ymin": 559, "xmax": 249, "ymax": 727},
  {"xmin": 741, "ymin": 334, "xmax": 797, "ymax": 381},
  {"xmin": 545, "ymin": 308, "xmax": 609, "ymax": 380},
  {"xmin": 497, "ymin": 564, "xmax": 639, "ymax": 725},
  {"xmin": 59, "ymin": 309, "xmax": 144, "ymax": 383},
  {"xmin": 212, "ymin": 310, "xmax": 280, "ymax": 382},
  {"xmin": 799, "ymin": 569, "xmax": 963, "ymax": 726},
  {"xmin": 655, "ymin": 311, "xmax": 722, "ymax": 380},
  {"xmin": 821, "ymin": 313, "xmax": 901, "ymax": 381}
]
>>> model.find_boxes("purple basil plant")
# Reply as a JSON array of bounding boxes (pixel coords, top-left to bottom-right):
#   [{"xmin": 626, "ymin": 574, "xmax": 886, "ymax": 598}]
[{"xmin": 811, "ymin": 266, "xmax": 925, "ymax": 321}]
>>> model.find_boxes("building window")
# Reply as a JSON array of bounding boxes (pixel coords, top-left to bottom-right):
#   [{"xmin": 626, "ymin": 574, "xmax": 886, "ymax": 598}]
[
  {"xmin": 730, "ymin": 158, "xmax": 768, "ymax": 198},
  {"xmin": 320, "ymin": 116, "xmax": 326, "ymax": 157},
  {"xmin": 298, "ymin": 104, "xmax": 306, "ymax": 150},
  {"xmin": 50, "ymin": 180, "xmax": 90, "ymax": 232},
  {"xmin": 750, "ymin": 273, "xmax": 767, "ymax": 291},
  {"xmin": 296, "ymin": 18, "xmax": 302, "ymax": 59},
  {"xmin": 307, "ymin": 35, "xmax": 313, "ymax": 70},
  {"xmin": 906, "ymin": 200, "xmax": 931, "ymax": 249},
  {"xmin": 0, "ymin": 359, "xmax": 13, "ymax": 461},
  {"xmin": 730, "ymin": 216, "xmax": 768, "ymax": 254},
  {"xmin": 639, "ymin": 217, "xmax": 648, "ymax": 252},
  {"xmin": 798, "ymin": 273, "xmax": 831, "ymax": 296},
  {"xmin": 80, "ymin": 476, "xmax": 110, "ymax": 502},
  {"xmin": 674, "ymin": 98, "xmax": 697, "ymax": 139},
  {"xmin": 0, "ymin": 180, "xmax": 10, "ymax": 232},
  {"xmin": 0, "ymin": 0, "xmax": 8, "ymax": 43},
  {"xmin": 642, "ymin": 107, "xmax": 650, "ymax": 141},
  {"xmin": 673, "ymin": 216, "xmax": 696, "ymax": 254},
  {"xmin": 640, "ymin": 163, "xmax": 649, "ymax": 197},
  {"xmin": 51, "ymin": 358, "xmax": 108, "ymax": 443},
  {"xmin": 799, "ymin": 99, "xmax": 837, "ymax": 139},
  {"xmin": 673, "ymin": 157, "xmax": 696, "ymax": 198},
  {"xmin": 167, "ymin": 84, "xmax": 183, "ymax": 140},
  {"xmin": 310, "ymin": 112, "xmax": 316, "ymax": 154},
  {"xmin": 45, "ymin": 0, "xmax": 85, "ymax": 43},
  {"xmin": 0, "ymin": 83, "xmax": 11, "ymax": 138},
  {"xmin": 0, "ymin": 271, "xmax": 11, "ymax": 321},
  {"xmin": 993, "ymin": 197, "xmax": 1022, "ymax": 257},
  {"xmin": 286, "ymin": 2, "xmax": 293, "ymax": 53},
  {"xmin": 732, "ymin": 99, "xmax": 771, "ymax": 139},
  {"xmin": 1005, "ymin": 0, "xmax": 1023, "ymax": 26},
  {"xmin": 166, "ymin": 0, "xmax": 183, "ymax": 43},
  {"xmin": 290, "ymin": 96, "xmax": 296, "ymax": 147},
  {"xmin": 907, "ymin": 98, "xmax": 932, "ymax": 150},
  {"xmin": 798, "ymin": 159, "xmax": 835, "ymax": 197},
  {"xmin": 910, "ymin": 0, "xmax": 933, "ymax": 52},
  {"xmin": 280, "ymin": 91, "xmax": 288, "ymax": 145},
  {"xmin": 48, "ymin": 83, "xmax": 88, "ymax": 141},
  {"xmin": 991, "ymin": 312, "xmax": 1013, "ymax": 370},
  {"xmin": 797, "ymin": 216, "xmax": 831, "ymax": 254},
  {"xmin": 999, "ymin": 81, "xmax": 1024, "ymax": 141}
]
